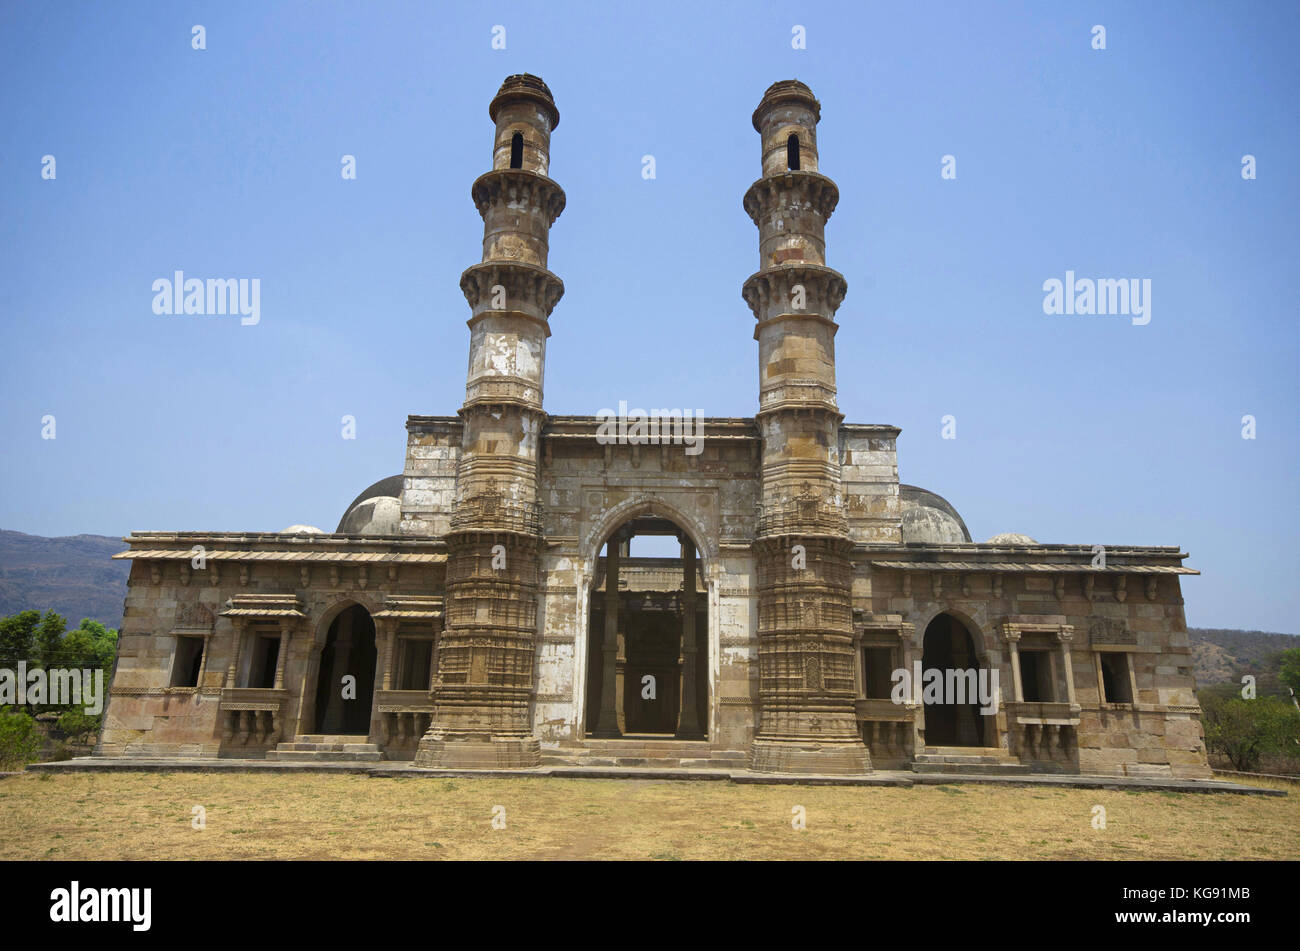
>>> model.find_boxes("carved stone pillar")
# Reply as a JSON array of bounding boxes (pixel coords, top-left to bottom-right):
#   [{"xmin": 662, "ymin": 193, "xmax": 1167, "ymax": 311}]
[
  {"xmin": 273, "ymin": 620, "xmax": 292, "ymax": 690},
  {"xmin": 1057, "ymin": 627, "xmax": 1078, "ymax": 707},
  {"xmin": 853, "ymin": 630, "xmax": 866, "ymax": 701},
  {"xmin": 379, "ymin": 620, "xmax": 395, "ymax": 691},
  {"xmin": 226, "ymin": 620, "xmax": 246, "ymax": 688},
  {"xmin": 677, "ymin": 536, "xmax": 702, "ymax": 736},
  {"xmin": 595, "ymin": 531, "xmax": 623, "ymax": 736},
  {"xmin": 1003, "ymin": 626, "xmax": 1024, "ymax": 702}
]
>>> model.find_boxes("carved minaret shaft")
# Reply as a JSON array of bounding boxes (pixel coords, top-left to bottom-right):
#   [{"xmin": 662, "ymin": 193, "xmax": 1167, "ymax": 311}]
[
  {"xmin": 416, "ymin": 75, "xmax": 564, "ymax": 769},
  {"xmin": 743, "ymin": 81, "xmax": 869, "ymax": 774}
]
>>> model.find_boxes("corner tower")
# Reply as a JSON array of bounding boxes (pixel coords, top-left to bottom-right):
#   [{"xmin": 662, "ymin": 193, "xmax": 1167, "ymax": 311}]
[
  {"xmin": 743, "ymin": 81, "xmax": 870, "ymax": 774},
  {"xmin": 416, "ymin": 75, "xmax": 564, "ymax": 769}
]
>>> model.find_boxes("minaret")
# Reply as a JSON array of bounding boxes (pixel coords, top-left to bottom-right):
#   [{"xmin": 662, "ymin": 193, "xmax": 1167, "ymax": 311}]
[
  {"xmin": 743, "ymin": 81, "xmax": 870, "ymax": 774},
  {"xmin": 416, "ymin": 75, "xmax": 564, "ymax": 768}
]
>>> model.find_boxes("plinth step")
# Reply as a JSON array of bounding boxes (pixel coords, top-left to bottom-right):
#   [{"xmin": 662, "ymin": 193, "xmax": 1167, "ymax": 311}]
[
  {"xmin": 912, "ymin": 762, "xmax": 1031, "ymax": 775},
  {"xmin": 295, "ymin": 734, "xmax": 372, "ymax": 745},
  {"xmin": 541, "ymin": 742, "xmax": 744, "ymax": 769},
  {"xmin": 266, "ymin": 749, "xmax": 383, "ymax": 762}
]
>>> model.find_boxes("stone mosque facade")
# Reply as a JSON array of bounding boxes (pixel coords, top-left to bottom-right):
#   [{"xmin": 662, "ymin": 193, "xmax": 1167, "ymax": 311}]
[{"xmin": 98, "ymin": 76, "xmax": 1211, "ymax": 778}]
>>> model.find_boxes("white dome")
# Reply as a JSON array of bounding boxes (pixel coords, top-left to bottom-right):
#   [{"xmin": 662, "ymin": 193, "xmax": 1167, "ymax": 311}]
[
  {"xmin": 984, "ymin": 532, "xmax": 1038, "ymax": 545},
  {"xmin": 899, "ymin": 485, "xmax": 971, "ymax": 544},
  {"xmin": 338, "ymin": 496, "xmax": 402, "ymax": 535},
  {"xmin": 281, "ymin": 524, "xmax": 324, "ymax": 534}
]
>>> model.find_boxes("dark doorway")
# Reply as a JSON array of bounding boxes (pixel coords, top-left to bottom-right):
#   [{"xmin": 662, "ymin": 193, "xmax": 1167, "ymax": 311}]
[
  {"xmin": 787, "ymin": 133, "xmax": 801, "ymax": 170},
  {"xmin": 586, "ymin": 515, "xmax": 708, "ymax": 739},
  {"xmin": 921, "ymin": 613, "xmax": 988, "ymax": 747},
  {"xmin": 510, "ymin": 132, "xmax": 524, "ymax": 169},
  {"xmin": 314, "ymin": 604, "xmax": 377, "ymax": 735}
]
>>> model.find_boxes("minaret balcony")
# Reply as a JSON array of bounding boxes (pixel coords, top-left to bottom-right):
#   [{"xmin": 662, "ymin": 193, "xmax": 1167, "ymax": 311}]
[
  {"xmin": 742, "ymin": 263, "xmax": 847, "ymax": 322},
  {"xmin": 460, "ymin": 260, "xmax": 564, "ymax": 321},
  {"xmin": 743, "ymin": 171, "xmax": 839, "ymax": 226},
  {"xmin": 471, "ymin": 168, "xmax": 566, "ymax": 226}
]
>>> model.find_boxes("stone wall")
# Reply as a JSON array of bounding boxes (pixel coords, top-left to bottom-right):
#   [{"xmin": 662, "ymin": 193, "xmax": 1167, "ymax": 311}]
[
  {"xmin": 99, "ymin": 535, "xmax": 446, "ymax": 759},
  {"xmin": 840, "ymin": 423, "xmax": 902, "ymax": 544},
  {"xmin": 400, "ymin": 416, "xmax": 462, "ymax": 537},
  {"xmin": 533, "ymin": 416, "xmax": 761, "ymax": 752},
  {"xmin": 861, "ymin": 552, "xmax": 1210, "ymax": 779}
]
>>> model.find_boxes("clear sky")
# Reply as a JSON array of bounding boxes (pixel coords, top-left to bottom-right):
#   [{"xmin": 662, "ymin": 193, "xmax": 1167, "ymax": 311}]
[{"xmin": 1, "ymin": 1, "xmax": 1296, "ymax": 632}]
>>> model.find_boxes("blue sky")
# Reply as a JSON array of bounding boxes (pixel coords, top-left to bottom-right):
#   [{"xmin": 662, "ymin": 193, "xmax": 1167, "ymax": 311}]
[{"xmin": 1, "ymin": 1, "xmax": 1296, "ymax": 632}]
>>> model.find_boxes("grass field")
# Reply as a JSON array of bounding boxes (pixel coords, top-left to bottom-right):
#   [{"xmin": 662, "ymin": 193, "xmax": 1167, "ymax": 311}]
[{"xmin": 0, "ymin": 771, "xmax": 1295, "ymax": 860}]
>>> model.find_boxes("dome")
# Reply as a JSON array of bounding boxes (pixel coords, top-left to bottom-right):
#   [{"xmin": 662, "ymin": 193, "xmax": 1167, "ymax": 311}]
[
  {"xmin": 899, "ymin": 484, "xmax": 971, "ymax": 544},
  {"xmin": 281, "ymin": 524, "xmax": 323, "ymax": 534},
  {"xmin": 985, "ymin": 532, "xmax": 1038, "ymax": 545},
  {"xmin": 336, "ymin": 475, "xmax": 404, "ymax": 535}
]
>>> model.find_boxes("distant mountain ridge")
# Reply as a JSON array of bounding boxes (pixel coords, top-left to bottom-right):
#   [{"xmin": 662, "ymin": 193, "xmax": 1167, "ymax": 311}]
[
  {"xmin": 1, "ymin": 531, "xmax": 1296, "ymax": 683},
  {"xmin": 0, "ymin": 530, "xmax": 129, "ymax": 628},
  {"xmin": 1187, "ymin": 627, "xmax": 1300, "ymax": 686}
]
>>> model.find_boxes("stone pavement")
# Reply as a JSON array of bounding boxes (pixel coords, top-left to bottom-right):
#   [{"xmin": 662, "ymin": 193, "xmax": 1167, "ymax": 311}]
[{"xmin": 22, "ymin": 757, "xmax": 1285, "ymax": 796}]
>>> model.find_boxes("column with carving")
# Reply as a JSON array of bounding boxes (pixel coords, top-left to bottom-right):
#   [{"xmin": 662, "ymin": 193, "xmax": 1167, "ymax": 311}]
[
  {"xmin": 416, "ymin": 75, "xmax": 564, "ymax": 769},
  {"xmin": 744, "ymin": 81, "xmax": 869, "ymax": 774}
]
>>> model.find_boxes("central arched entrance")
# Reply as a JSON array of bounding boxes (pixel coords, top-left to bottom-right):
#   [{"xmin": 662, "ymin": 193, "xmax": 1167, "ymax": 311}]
[
  {"xmin": 313, "ymin": 603, "xmax": 378, "ymax": 735},
  {"xmin": 584, "ymin": 514, "xmax": 708, "ymax": 739},
  {"xmin": 921, "ymin": 612, "xmax": 991, "ymax": 747}
]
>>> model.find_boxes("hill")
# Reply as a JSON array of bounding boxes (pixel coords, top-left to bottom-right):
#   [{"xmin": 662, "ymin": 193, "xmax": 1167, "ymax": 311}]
[
  {"xmin": 0, "ymin": 530, "xmax": 129, "ymax": 629},
  {"xmin": 1187, "ymin": 627, "xmax": 1300, "ymax": 688}
]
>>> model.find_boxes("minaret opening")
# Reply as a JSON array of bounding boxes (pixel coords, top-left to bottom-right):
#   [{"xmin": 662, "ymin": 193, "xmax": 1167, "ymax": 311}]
[
  {"xmin": 510, "ymin": 132, "xmax": 524, "ymax": 169},
  {"xmin": 787, "ymin": 133, "xmax": 801, "ymax": 171}
]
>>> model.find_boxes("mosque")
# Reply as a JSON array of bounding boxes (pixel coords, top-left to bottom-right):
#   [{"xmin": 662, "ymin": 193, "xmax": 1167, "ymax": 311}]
[{"xmin": 99, "ymin": 76, "xmax": 1210, "ymax": 778}]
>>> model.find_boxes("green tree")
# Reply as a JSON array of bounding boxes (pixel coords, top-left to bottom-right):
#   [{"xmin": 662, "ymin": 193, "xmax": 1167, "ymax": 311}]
[
  {"xmin": 34, "ymin": 610, "xmax": 68, "ymax": 669},
  {"xmin": 0, "ymin": 706, "xmax": 42, "ymax": 770},
  {"xmin": 1201, "ymin": 693, "xmax": 1300, "ymax": 771},
  {"xmin": 0, "ymin": 610, "xmax": 41, "ymax": 669},
  {"xmin": 1280, "ymin": 647, "xmax": 1300, "ymax": 699},
  {"xmin": 61, "ymin": 618, "xmax": 117, "ymax": 672},
  {"xmin": 57, "ymin": 709, "xmax": 101, "ymax": 744}
]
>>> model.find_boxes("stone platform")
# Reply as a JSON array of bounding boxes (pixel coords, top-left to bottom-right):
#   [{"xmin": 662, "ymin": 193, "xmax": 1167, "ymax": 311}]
[{"xmin": 22, "ymin": 757, "xmax": 1286, "ymax": 796}]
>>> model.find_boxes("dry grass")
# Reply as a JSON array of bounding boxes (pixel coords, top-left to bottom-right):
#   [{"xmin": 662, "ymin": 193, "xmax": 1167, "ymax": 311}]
[{"xmin": 0, "ymin": 771, "xmax": 1294, "ymax": 860}]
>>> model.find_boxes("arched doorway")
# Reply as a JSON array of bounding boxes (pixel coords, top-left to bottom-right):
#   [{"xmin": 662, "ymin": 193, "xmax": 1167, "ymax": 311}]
[
  {"xmin": 585, "ymin": 514, "xmax": 708, "ymax": 739},
  {"xmin": 921, "ymin": 612, "xmax": 991, "ymax": 747},
  {"xmin": 313, "ymin": 604, "xmax": 378, "ymax": 735}
]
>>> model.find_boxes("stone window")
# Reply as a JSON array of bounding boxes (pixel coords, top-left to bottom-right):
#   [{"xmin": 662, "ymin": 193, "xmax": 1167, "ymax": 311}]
[
  {"xmin": 787, "ymin": 133, "xmax": 801, "ymax": 171},
  {"xmin": 1018, "ymin": 649, "xmax": 1056, "ymax": 702},
  {"xmin": 245, "ymin": 631, "xmax": 281, "ymax": 689},
  {"xmin": 1098, "ymin": 652, "xmax": 1133, "ymax": 704},
  {"xmin": 862, "ymin": 646, "xmax": 895, "ymax": 699},
  {"xmin": 396, "ymin": 637, "xmax": 434, "ymax": 691},
  {"xmin": 170, "ymin": 636, "xmax": 205, "ymax": 688},
  {"xmin": 510, "ymin": 132, "xmax": 524, "ymax": 169}
]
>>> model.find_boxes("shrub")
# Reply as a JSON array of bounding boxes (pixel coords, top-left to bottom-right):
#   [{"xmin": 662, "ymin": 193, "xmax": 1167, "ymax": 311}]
[
  {"xmin": 0, "ymin": 707, "xmax": 43, "ymax": 771},
  {"xmin": 56, "ymin": 709, "xmax": 100, "ymax": 743},
  {"xmin": 1202, "ymin": 693, "xmax": 1300, "ymax": 771},
  {"xmin": 47, "ymin": 740, "xmax": 72, "ymax": 762}
]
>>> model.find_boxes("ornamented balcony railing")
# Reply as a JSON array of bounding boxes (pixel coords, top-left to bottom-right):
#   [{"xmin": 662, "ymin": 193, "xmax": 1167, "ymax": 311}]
[
  {"xmin": 757, "ymin": 495, "xmax": 848, "ymax": 537},
  {"xmin": 450, "ymin": 490, "xmax": 542, "ymax": 534}
]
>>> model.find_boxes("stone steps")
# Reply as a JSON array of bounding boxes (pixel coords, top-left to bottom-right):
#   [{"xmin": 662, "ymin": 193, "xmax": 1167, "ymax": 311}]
[
  {"xmin": 541, "ymin": 741, "xmax": 744, "ymax": 769},
  {"xmin": 266, "ymin": 749, "xmax": 383, "ymax": 762},
  {"xmin": 912, "ymin": 747, "xmax": 1029, "ymax": 776},
  {"xmin": 912, "ymin": 762, "xmax": 1031, "ymax": 775},
  {"xmin": 266, "ymin": 735, "xmax": 384, "ymax": 763},
  {"xmin": 295, "ymin": 735, "xmax": 373, "ymax": 745}
]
